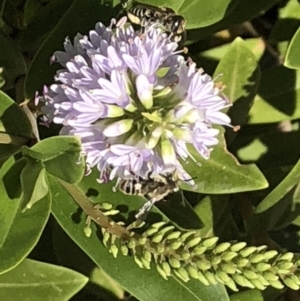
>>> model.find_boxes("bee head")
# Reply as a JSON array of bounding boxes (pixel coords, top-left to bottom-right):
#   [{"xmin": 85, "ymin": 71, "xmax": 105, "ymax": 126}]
[{"xmin": 168, "ymin": 15, "xmax": 186, "ymax": 34}]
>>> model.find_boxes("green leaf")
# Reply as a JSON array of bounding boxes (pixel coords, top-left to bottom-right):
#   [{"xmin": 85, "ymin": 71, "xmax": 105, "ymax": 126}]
[
  {"xmin": 230, "ymin": 289, "xmax": 264, "ymax": 301},
  {"xmin": 187, "ymin": 0, "xmax": 278, "ymax": 41},
  {"xmin": 50, "ymin": 176, "xmax": 230, "ymax": 301},
  {"xmin": 214, "ymin": 37, "xmax": 261, "ymax": 144},
  {"xmin": 131, "ymin": 0, "xmax": 237, "ymax": 29},
  {"xmin": 182, "ymin": 129, "xmax": 269, "ymax": 194},
  {"xmin": 22, "ymin": 136, "xmax": 85, "ymax": 184},
  {"xmin": 249, "ymin": 158, "xmax": 300, "ymax": 232},
  {"xmin": 0, "ymin": 35, "xmax": 27, "ymax": 90},
  {"xmin": 25, "ymin": 0, "xmax": 115, "ymax": 99},
  {"xmin": 0, "ymin": 91, "xmax": 33, "ymax": 159},
  {"xmin": 0, "ymin": 259, "xmax": 88, "ymax": 301},
  {"xmin": 20, "ymin": 159, "xmax": 49, "ymax": 210},
  {"xmin": 202, "ymin": 38, "xmax": 265, "ymax": 62},
  {"xmin": 194, "ymin": 195, "xmax": 233, "ymax": 238},
  {"xmin": 248, "ymin": 67, "xmax": 300, "ymax": 124},
  {"xmin": 20, "ymin": 0, "xmax": 74, "ymax": 51},
  {"xmin": 0, "ymin": 158, "xmax": 51, "ymax": 274},
  {"xmin": 285, "ymin": 26, "xmax": 300, "ymax": 69}
]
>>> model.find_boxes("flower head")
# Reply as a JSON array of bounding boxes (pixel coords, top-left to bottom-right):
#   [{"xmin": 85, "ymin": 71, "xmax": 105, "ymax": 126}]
[{"xmin": 37, "ymin": 18, "xmax": 231, "ymax": 185}]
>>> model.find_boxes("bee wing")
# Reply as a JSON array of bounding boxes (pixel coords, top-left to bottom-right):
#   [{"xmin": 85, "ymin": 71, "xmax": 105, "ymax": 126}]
[{"xmin": 135, "ymin": 199, "xmax": 155, "ymax": 220}]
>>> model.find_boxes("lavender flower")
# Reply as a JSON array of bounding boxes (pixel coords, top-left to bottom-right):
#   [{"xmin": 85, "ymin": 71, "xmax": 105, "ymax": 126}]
[{"xmin": 36, "ymin": 18, "xmax": 231, "ymax": 186}]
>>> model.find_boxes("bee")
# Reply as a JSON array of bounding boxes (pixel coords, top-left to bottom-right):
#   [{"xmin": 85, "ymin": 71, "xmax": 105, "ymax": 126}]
[
  {"xmin": 118, "ymin": 169, "xmax": 186, "ymax": 219},
  {"xmin": 121, "ymin": 0, "xmax": 186, "ymax": 43}
]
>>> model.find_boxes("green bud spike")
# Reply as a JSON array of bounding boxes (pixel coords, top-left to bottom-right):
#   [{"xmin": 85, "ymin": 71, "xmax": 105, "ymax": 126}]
[
  {"xmin": 256, "ymin": 245, "xmax": 267, "ymax": 252},
  {"xmin": 186, "ymin": 237, "xmax": 202, "ymax": 249},
  {"xmin": 138, "ymin": 237, "xmax": 147, "ymax": 245},
  {"xmin": 283, "ymin": 276, "xmax": 300, "ymax": 290},
  {"xmin": 263, "ymin": 271, "xmax": 279, "ymax": 282},
  {"xmin": 110, "ymin": 245, "xmax": 119, "ymax": 258},
  {"xmin": 196, "ymin": 260, "xmax": 211, "ymax": 271},
  {"xmin": 156, "ymin": 265, "xmax": 168, "ymax": 280},
  {"xmin": 161, "ymin": 262, "xmax": 171, "ymax": 276},
  {"xmin": 214, "ymin": 242, "xmax": 231, "ymax": 254},
  {"xmin": 180, "ymin": 231, "xmax": 196, "ymax": 242},
  {"xmin": 145, "ymin": 227, "xmax": 159, "ymax": 236},
  {"xmin": 84, "ymin": 226, "xmax": 92, "ymax": 238},
  {"xmin": 186, "ymin": 265, "xmax": 199, "ymax": 279},
  {"xmin": 166, "ymin": 231, "xmax": 181, "ymax": 240},
  {"xmin": 121, "ymin": 245, "xmax": 129, "ymax": 256},
  {"xmin": 216, "ymin": 271, "xmax": 230, "ymax": 284},
  {"xmin": 257, "ymin": 274, "xmax": 270, "ymax": 286},
  {"xmin": 141, "ymin": 257, "xmax": 151, "ymax": 269},
  {"xmin": 179, "ymin": 250, "xmax": 191, "ymax": 261},
  {"xmin": 176, "ymin": 267, "xmax": 190, "ymax": 282},
  {"xmin": 225, "ymin": 278, "xmax": 238, "ymax": 292},
  {"xmin": 289, "ymin": 274, "xmax": 300, "ymax": 286},
  {"xmin": 173, "ymin": 268, "xmax": 189, "ymax": 282},
  {"xmin": 202, "ymin": 237, "xmax": 219, "ymax": 248},
  {"xmin": 169, "ymin": 258, "xmax": 181, "ymax": 269},
  {"xmin": 103, "ymin": 231, "xmax": 111, "ymax": 247},
  {"xmin": 221, "ymin": 251, "xmax": 238, "ymax": 261},
  {"xmin": 249, "ymin": 254, "xmax": 265, "ymax": 263},
  {"xmin": 269, "ymin": 280, "xmax": 285, "ymax": 289},
  {"xmin": 197, "ymin": 270, "xmax": 210, "ymax": 286},
  {"xmin": 255, "ymin": 262, "xmax": 271, "ymax": 272},
  {"xmin": 220, "ymin": 263, "xmax": 237, "ymax": 274},
  {"xmin": 128, "ymin": 240, "xmax": 136, "ymax": 249},
  {"xmin": 211, "ymin": 256, "xmax": 221, "ymax": 266},
  {"xmin": 134, "ymin": 256, "xmax": 144, "ymax": 269},
  {"xmin": 152, "ymin": 233, "xmax": 164, "ymax": 243},
  {"xmin": 277, "ymin": 261, "xmax": 294, "ymax": 271},
  {"xmin": 156, "ymin": 244, "xmax": 165, "ymax": 254},
  {"xmin": 193, "ymin": 246, "xmax": 206, "ymax": 255},
  {"xmin": 263, "ymin": 250, "xmax": 278, "ymax": 260},
  {"xmin": 152, "ymin": 221, "xmax": 167, "ymax": 229},
  {"xmin": 278, "ymin": 252, "xmax": 294, "ymax": 262},
  {"xmin": 233, "ymin": 274, "xmax": 255, "ymax": 289},
  {"xmin": 101, "ymin": 203, "xmax": 113, "ymax": 210},
  {"xmin": 250, "ymin": 279, "xmax": 266, "ymax": 290},
  {"xmin": 170, "ymin": 241, "xmax": 182, "ymax": 250},
  {"xmin": 103, "ymin": 209, "xmax": 120, "ymax": 216},
  {"xmin": 240, "ymin": 246, "xmax": 258, "ymax": 257},
  {"xmin": 143, "ymin": 250, "xmax": 152, "ymax": 262},
  {"xmin": 244, "ymin": 269, "xmax": 259, "ymax": 280},
  {"xmin": 204, "ymin": 271, "xmax": 217, "ymax": 285},
  {"xmin": 230, "ymin": 242, "xmax": 247, "ymax": 252},
  {"xmin": 159, "ymin": 226, "xmax": 176, "ymax": 236},
  {"xmin": 236, "ymin": 258, "xmax": 249, "ymax": 267}
]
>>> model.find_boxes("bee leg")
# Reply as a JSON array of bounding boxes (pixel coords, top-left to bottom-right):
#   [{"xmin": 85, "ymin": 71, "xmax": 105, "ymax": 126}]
[{"xmin": 135, "ymin": 199, "xmax": 155, "ymax": 220}]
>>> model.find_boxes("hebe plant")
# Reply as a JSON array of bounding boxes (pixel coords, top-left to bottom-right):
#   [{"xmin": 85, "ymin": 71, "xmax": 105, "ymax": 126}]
[{"xmin": 1, "ymin": 1, "xmax": 300, "ymax": 301}]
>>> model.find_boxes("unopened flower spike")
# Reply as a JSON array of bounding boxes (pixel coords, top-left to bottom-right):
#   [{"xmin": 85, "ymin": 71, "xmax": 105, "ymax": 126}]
[{"xmin": 36, "ymin": 18, "xmax": 232, "ymax": 185}]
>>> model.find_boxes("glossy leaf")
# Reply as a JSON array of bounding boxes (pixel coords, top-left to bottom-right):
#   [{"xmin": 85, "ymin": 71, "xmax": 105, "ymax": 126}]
[
  {"xmin": 50, "ymin": 176, "xmax": 230, "ymax": 301},
  {"xmin": 187, "ymin": 0, "xmax": 278, "ymax": 41},
  {"xmin": 249, "ymin": 158, "xmax": 300, "ymax": 232},
  {"xmin": 285, "ymin": 26, "xmax": 300, "ymax": 69},
  {"xmin": 20, "ymin": 0, "xmax": 74, "ymax": 51},
  {"xmin": 0, "ymin": 259, "xmax": 88, "ymax": 301},
  {"xmin": 214, "ymin": 37, "xmax": 261, "ymax": 143},
  {"xmin": 20, "ymin": 159, "xmax": 49, "ymax": 209},
  {"xmin": 182, "ymin": 129, "xmax": 268, "ymax": 194},
  {"xmin": 0, "ymin": 91, "xmax": 33, "ymax": 159},
  {"xmin": 22, "ymin": 136, "xmax": 85, "ymax": 184},
  {"xmin": 230, "ymin": 289, "xmax": 264, "ymax": 301},
  {"xmin": 25, "ymin": 0, "xmax": 115, "ymax": 99},
  {"xmin": 0, "ymin": 158, "xmax": 51, "ymax": 274},
  {"xmin": 0, "ymin": 35, "xmax": 26, "ymax": 90},
  {"xmin": 249, "ymin": 66, "xmax": 300, "ymax": 123}
]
